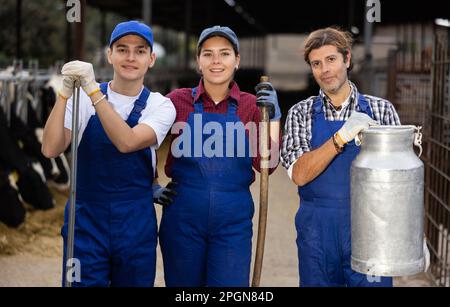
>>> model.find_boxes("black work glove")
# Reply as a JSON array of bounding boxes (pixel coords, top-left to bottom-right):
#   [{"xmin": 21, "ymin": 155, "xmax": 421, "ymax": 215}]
[
  {"xmin": 152, "ymin": 181, "xmax": 177, "ymax": 206},
  {"xmin": 255, "ymin": 81, "xmax": 281, "ymax": 120}
]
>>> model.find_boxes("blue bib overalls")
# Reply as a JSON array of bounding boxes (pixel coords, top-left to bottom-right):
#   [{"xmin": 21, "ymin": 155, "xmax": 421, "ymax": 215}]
[
  {"xmin": 159, "ymin": 88, "xmax": 255, "ymax": 286},
  {"xmin": 61, "ymin": 83, "xmax": 157, "ymax": 287},
  {"xmin": 296, "ymin": 95, "xmax": 393, "ymax": 287}
]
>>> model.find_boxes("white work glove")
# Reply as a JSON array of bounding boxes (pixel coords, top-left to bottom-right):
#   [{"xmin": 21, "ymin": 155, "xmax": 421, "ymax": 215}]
[
  {"xmin": 61, "ymin": 60, "xmax": 100, "ymax": 96},
  {"xmin": 423, "ymin": 238, "xmax": 430, "ymax": 272},
  {"xmin": 58, "ymin": 75, "xmax": 79, "ymax": 100},
  {"xmin": 337, "ymin": 112, "xmax": 378, "ymax": 144}
]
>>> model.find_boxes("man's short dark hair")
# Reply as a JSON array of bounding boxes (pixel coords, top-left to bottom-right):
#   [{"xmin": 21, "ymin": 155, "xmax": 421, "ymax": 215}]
[{"xmin": 303, "ymin": 27, "xmax": 354, "ymax": 71}]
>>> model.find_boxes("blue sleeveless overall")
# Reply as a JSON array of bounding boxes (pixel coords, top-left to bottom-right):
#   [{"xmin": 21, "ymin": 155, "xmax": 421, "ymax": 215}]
[
  {"xmin": 61, "ymin": 82, "xmax": 157, "ymax": 287},
  {"xmin": 296, "ymin": 95, "xmax": 393, "ymax": 287},
  {"xmin": 159, "ymin": 88, "xmax": 254, "ymax": 286}
]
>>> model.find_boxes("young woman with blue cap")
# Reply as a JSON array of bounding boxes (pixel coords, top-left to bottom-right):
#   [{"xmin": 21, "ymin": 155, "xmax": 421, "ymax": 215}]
[
  {"xmin": 42, "ymin": 20, "xmax": 176, "ymax": 287},
  {"xmin": 155, "ymin": 25, "xmax": 281, "ymax": 287}
]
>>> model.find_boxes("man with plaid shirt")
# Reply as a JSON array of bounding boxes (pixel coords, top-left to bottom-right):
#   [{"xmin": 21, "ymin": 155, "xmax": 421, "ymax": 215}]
[{"xmin": 281, "ymin": 27, "xmax": 400, "ymax": 287}]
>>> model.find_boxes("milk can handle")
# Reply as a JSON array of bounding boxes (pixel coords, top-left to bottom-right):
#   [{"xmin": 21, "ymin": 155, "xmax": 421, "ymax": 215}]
[
  {"xmin": 355, "ymin": 133, "xmax": 362, "ymax": 146},
  {"xmin": 414, "ymin": 126, "xmax": 423, "ymax": 157}
]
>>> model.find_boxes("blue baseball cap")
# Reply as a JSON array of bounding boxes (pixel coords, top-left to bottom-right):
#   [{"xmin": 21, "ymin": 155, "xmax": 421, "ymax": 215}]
[
  {"xmin": 197, "ymin": 25, "xmax": 239, "ymax": 53},
  {"xmin": 109, "ymin": 20, "xmax": 154, "ymax": 48}
]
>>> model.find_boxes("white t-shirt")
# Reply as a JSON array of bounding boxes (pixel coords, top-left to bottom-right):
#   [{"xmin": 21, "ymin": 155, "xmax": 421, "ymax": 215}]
[{"xmin": 64, "ymin": 82, "xmax": 176, "ymax": 176}]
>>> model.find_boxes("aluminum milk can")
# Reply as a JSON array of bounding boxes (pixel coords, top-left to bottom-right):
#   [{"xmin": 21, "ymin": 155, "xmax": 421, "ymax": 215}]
[{"xmin": 351, "ymin": 125, "xmax": 424, "ymax": 276}]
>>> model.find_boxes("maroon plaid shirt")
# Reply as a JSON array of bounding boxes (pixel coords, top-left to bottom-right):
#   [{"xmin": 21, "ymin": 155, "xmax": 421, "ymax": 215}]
[{"xmin": 164, "ymin": 79, "xmax": 279, "ymax": 182}]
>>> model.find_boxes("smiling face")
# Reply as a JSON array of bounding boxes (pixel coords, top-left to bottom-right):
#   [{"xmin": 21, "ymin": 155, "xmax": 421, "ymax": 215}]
[
  {"xmin": 107, "ymin": 34, "xmax": 156, "ymax": 82},
  {"xmin": 308, "ymin": 44, "xmax": 350, "ymax": 96},
  {"xmin": 197, "ymin": 36, "xmax": 240, "ymax": 88}
]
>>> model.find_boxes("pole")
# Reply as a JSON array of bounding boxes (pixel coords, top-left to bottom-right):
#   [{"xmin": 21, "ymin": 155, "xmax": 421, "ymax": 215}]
[
  {"xmin": 16, "ymin": 0, "xmax": 22, "ymax": 60},
  {"xmin": 74, "ymin": 0, "xmax": 85, "ymax": 60},
  {"xmin": 142, "ymin": 0, "xmax": 152, "ymax": 25},
  {"xmin": 252, "ymin": 76, "xmax": 270, "ymax": 287},
  {"xmin": 184, "ymin": 0, "xmax": 192, "ymax": 70},
  {"xmin": 363, "ymin": 0, "xmax": 374, "ymax": 93},
  {"xmin": 64, "ymin": 79, "xmax": 81, "ymax": 287}
]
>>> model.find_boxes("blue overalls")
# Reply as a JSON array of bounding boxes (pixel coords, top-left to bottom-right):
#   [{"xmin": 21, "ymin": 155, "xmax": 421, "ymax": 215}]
[
  {"xmin": 61, "ymin": 82, "xmax": 157, "ymax": 287},
  {"xmin": 296, "ymin": 95, "xmax": 393, "ymax": 287},
  {"xmin": 159, "ymin": 88, "xmax": 254, "ymax": 287}
]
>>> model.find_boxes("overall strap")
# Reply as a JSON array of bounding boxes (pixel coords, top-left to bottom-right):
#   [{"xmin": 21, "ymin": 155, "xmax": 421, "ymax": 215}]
[
  {"xmin": 126, "ymin": 86, "xmax": 151, "ymax": 128},
  {"xmin": 192, "ymin": 87, "xmax": 203, "ymax": 113},
  {"xmin": 312, "ymin": 96, "xmax": 324, "ymax": 116},
  {"xmin": 356, "ymin": 94, "xmax": 373, "ymax": 118},
  {"xmin": 99, "ymin": 82, "xmax": 108, "ymax": 97}
]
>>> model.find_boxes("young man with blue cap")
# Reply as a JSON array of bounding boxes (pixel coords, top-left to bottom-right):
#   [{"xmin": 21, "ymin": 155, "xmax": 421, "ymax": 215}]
[
  {"xmin": 42, "ymin": 20, "xmax": 176, "ymax": 287},
  {"xmin": 157, "ymin": 25, "xmax": 281, "ymax": 287}
]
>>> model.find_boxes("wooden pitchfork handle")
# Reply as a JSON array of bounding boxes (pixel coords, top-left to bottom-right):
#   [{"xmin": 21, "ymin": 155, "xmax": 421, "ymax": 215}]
[{"xmin": 252, "ymin": 76, "xmax": 270, "ymax": 287}]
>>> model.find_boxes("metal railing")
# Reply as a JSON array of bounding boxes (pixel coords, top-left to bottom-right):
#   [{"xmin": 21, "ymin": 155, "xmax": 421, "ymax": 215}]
[
  {"xmin": 384, "ymin": 24, "xmax": 450, "ymax": 287},
  {"xmin": 426, "ymin": 25, "xmax": 450, "ymax": 287}
]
